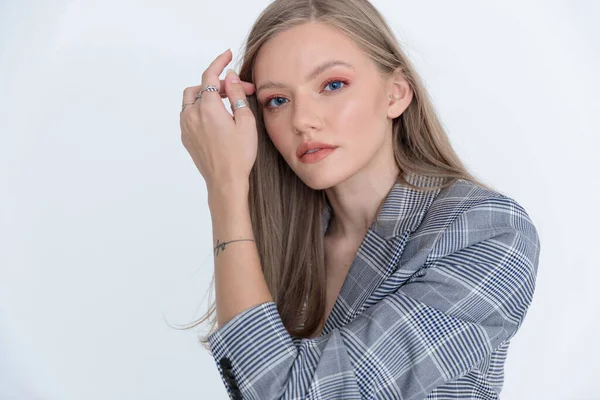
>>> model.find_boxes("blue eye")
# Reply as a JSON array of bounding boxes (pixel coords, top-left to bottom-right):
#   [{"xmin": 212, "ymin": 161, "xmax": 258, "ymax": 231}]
[
  {"xmin": 265, "ymin": 97, "xmax": 289, "ymax": 109},
  {"xmin": 324, "ymin": 80, "xmax": 345, "ymax": 91},
  {"xmin": 263, "ymin": 79, "xmax": 348, "ymax": 110}
]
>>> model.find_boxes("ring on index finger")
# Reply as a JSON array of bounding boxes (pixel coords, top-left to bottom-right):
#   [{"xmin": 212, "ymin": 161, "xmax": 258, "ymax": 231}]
[{"xmin": 194, "ymin": 84, "xmax": 219, "ymax": 102}]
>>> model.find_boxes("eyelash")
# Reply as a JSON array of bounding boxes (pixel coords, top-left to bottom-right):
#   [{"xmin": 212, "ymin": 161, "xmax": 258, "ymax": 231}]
[{"xmin": 262, "ymin": 78, "xmax": 350, "ymax": 110}]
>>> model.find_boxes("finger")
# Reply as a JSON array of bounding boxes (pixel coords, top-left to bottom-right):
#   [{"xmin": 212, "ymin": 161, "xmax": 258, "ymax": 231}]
[
  {"xmin": 224, "ymin": 69, "xmax": 254, "ymax": 123},
  {"xmin": 181, "ymin": 79, "xmax": 254, "ymax": 106},
  {"xmin": 199, "ymin": 49, "xmax": 233, "ymax": 104},
  {"xmin": 182, "ymin": 84, "xmax": 204, "ymax": 105},
  {"xmin": 181, "ymin": 49, "xmax": 232, "ymax": 105},
  {"xmin": 225, "ymin": 80, "xmax": 255, "ymax": 97},
  {"xmin": 241, "ymin": 80, "xmax": 255, "ymax": 95}
]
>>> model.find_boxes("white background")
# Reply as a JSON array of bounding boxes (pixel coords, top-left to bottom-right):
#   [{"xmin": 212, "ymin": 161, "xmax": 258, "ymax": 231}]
[{"xmin": 1, "ymin": 0, "xmax": 598, "ymax": 399}]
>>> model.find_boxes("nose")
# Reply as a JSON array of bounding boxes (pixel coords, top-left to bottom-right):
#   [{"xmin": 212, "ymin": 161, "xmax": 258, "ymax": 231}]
[{"xmin": 291, "ymin": 93, "xmax": 323, "ymax": 135}]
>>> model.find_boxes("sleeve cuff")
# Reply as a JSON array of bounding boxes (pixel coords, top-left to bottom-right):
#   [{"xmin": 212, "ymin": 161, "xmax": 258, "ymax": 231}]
[{"xmin": 208, "ymin": 301, "xmax": 297, "ymax": 397}]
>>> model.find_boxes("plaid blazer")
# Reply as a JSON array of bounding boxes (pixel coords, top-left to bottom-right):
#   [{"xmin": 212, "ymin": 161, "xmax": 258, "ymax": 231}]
[{"xmin": 207, "ymin": 172, "xmax": 541, "ymax": 400}]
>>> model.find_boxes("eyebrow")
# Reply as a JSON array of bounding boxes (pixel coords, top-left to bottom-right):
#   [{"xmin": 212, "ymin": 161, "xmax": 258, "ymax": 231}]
[{"xmin": 255, "ymin": 60, "xmax": 355, "ymax": 95}]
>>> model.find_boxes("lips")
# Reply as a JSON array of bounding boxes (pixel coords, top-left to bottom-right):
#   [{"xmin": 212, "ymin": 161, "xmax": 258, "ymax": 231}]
[{"xmin": 297, "ymin": 141, "xmax": 337, "ymax": 158}]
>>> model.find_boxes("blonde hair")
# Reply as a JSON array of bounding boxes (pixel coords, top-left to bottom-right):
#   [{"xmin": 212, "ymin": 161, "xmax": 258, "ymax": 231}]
[{"xmin": 175, "ymin": 0, "xmax": 494, "ymax": 351}]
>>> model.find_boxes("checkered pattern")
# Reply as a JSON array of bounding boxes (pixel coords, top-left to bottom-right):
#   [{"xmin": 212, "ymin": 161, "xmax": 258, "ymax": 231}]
[{"xmin": 207, "ymin": 172, "xmax": 541, "ymax": 399}]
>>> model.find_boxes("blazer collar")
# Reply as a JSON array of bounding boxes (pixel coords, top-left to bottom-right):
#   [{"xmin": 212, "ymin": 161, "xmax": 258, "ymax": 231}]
[
  {"xmin": 317, "ymin": 172, "xmax": 447, "ymax": 336},
  {"xmin": 321, "ymin": 171, "xmax": 447, "ymax": 241}
]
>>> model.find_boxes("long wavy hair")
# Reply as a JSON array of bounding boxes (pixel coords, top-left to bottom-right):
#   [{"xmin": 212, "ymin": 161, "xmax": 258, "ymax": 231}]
[{"xmin": 174, "ymin": 0, "xmax": 495, "ymax": 351}]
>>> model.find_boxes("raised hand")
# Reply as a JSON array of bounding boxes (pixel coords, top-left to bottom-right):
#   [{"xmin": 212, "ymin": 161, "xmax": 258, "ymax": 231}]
[{"xmin": 180, "ymin": 49, "xmax": 258, "ymax": 194}]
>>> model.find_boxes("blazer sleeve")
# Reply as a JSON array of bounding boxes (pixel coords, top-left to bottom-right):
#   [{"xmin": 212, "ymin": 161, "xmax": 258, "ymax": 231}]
[{"xmin": 207, "ymin": 195, "xmax": 541, "ymax": 400}]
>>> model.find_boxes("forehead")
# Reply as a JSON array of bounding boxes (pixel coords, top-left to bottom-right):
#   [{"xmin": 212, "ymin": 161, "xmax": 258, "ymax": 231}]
[{"xmin": 254, "ymin": 22, "xmax": 370, "ymax": 84}]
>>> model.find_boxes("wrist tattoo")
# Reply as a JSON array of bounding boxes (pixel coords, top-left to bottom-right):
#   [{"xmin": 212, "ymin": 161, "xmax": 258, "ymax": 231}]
[{"xmin": 214, "ymin": 238, "xmax": 255, "ymax": 257}]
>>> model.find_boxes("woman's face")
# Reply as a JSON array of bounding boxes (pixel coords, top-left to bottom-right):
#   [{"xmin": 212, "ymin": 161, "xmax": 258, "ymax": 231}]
[{"xmin": 253, "ymin": 22, "xmax": 408, "ymax": 190}]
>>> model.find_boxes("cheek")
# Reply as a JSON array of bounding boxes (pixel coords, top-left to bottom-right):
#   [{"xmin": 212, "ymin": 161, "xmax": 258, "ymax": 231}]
[
  {"xmin": 331, "ymin": 93, "xmax": 384, "ymax": 141},
  {"xmin": 264, "ymin": 118, "xmax": 289, "ymax": 154}
]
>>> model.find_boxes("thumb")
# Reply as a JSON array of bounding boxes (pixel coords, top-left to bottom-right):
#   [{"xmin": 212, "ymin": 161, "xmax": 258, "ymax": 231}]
[{"xmin": 224, "ymin": 69, "xmax": 254, "ymax": 122}]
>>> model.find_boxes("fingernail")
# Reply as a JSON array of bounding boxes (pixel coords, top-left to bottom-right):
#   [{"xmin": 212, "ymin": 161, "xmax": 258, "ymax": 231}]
[{"xmin": 226, "ymin": 69, "xmax": 240, "ymax": 84}]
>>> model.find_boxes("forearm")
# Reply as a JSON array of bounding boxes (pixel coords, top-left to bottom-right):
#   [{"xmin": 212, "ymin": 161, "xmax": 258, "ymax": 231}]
[{"xmin": 208, "ymin": 185, "xmax": 274, "ymax": 328}]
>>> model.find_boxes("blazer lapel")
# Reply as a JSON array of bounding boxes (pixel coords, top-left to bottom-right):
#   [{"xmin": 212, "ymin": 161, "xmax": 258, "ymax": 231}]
[{"xmin": 320, "ymin": 172, "xmax": 447, "ymax": 336}]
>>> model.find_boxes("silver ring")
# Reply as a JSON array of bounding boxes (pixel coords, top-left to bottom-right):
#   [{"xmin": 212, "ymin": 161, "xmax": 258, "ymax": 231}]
[
  {"xmin": 232, "ymin": 99, "xmax": 249, "ymax": 111},
  {"xmin": 195, "ymin": 85, "xmax": 219, "ymax": 101},
  {"xmin": 181, "ymin": 102, "xmax": 194, "ymax": 112}
]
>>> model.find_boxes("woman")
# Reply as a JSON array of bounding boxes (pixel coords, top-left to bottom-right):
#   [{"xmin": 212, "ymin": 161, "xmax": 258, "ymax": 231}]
[{"xmin": 179, "ymin": 0, "xmax": 541, "ymax": 398}]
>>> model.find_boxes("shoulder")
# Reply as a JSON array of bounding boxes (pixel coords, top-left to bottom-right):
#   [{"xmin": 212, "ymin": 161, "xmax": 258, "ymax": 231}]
[{"xmin": 424, "ymin": 178, "xmax": 541, "ymax": 264}]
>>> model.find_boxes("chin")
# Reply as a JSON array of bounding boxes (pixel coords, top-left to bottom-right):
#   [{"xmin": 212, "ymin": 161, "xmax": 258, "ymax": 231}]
[
  {"xmin": 302, "ymin": 180, "xmax": 336, "ymax": 191},
  {"xmin": 294, "ymin": 168, "xmax": 353, "ymax": 191}
]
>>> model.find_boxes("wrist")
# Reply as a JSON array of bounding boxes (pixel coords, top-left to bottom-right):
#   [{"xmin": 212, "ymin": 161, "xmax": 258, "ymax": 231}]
[
  {"xmin": 208, "ymin": 183, "xmax": 249, "ymax": 214},
  {"xmin": 208, "ymin": 181, "xmax": 248, "ymax": 200}
]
